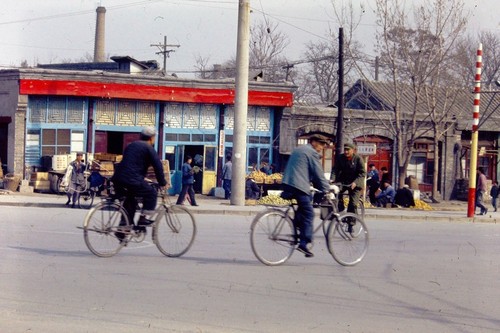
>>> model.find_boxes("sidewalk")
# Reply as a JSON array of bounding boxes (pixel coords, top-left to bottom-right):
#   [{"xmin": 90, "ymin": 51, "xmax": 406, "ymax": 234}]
[{"xmin": 0, "ymin": 189, "xmax": 498, "ymax": 223}]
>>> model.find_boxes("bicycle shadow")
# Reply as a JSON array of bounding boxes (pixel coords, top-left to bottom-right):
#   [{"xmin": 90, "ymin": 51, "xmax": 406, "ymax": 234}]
[
  {"xmin": 8, "ymin": 245, "xmax": 89, "ymax": 257},
  {"xmin": 177, "ymin": 255, "xmax": 268, "ymax": 266}
]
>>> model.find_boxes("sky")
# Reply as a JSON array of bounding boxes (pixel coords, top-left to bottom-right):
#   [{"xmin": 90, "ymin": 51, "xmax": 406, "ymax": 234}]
[{"xmin": 0, "ymin": 0, "xmax": 498, "ymax": 77}]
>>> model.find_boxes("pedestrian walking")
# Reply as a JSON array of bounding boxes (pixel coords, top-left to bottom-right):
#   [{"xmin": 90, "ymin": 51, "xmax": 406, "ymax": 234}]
[
  {"xmin": 476, "ymin": 167, "xmax": 488, "ymax": 215},
  {"xmin": 222, "ymin": 154, "xmax": 232, "ymax": 200},
  {"xmin": 176, "ymin": 155, "xmax": 198, "ymax": 206},
  {"xmin": 490, "ymin": 180, "xmax": 498, "ymax": 212}
]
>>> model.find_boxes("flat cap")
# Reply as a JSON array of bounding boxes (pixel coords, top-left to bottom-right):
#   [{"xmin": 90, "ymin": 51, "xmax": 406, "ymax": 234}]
[
  {"xmin": 309, "ymin": 134, "xmax": 330, "ymax": 144},
  {"xmin": 141, "ymin": 126, "xmax": 157, "ymax": 138},
  {"xmin": 344, "ymin": 142, "xmax": 356, "ymax": 150}
]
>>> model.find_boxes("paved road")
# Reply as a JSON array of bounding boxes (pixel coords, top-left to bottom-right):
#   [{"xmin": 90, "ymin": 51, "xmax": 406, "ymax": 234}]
[{"xmin": 1, "ymin": 206, "xmax": 499, "ymax": 333}]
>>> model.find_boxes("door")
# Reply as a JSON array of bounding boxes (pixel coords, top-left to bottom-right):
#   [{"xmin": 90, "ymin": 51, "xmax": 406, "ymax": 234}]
[{"xmin": 202, "ymin": 145, "xmax": 217, "ymax": 195}]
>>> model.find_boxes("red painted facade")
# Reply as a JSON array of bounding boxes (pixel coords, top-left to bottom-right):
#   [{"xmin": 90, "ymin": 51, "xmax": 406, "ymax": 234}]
[{"xmin": 19, "ymin": 79, "xmax": 294, "ymax": 107}]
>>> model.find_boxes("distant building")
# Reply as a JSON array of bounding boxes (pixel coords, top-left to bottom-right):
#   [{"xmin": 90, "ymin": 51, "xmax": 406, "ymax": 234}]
[{"xmin": 0, "ymin": 57, "xmax": 295, "ymax": 194}]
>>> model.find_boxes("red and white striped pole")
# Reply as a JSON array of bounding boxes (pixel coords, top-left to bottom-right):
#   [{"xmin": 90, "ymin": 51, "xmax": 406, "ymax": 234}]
[{"xmin": 467, "ymin": 43, "xmax": 483, "ymax": 218}]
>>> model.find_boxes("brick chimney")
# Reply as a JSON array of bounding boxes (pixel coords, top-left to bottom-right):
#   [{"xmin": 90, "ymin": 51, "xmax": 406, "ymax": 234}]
[{"xmin": 93, "ymin": 6, "xmax": 106, "ymax": 63}]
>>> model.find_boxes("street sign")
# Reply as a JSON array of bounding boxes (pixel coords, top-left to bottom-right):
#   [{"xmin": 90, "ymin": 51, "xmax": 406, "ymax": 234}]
[
  {"xmin": 219, "ymin": 130, "xmax": 225, "ymax": 157},
  {"xmin": 356, "ymin": 143, "xmax": 377, "ymax": 155}
]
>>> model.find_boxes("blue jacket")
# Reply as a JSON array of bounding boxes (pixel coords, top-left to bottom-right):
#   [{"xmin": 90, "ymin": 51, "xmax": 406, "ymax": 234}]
[
  {"xmin": 282, "ymin": 144, "xmax": 329, "ymax": 195},
  {"xmin": 181, "ymin": 162, "xmax": 195, "ymax": 185}
]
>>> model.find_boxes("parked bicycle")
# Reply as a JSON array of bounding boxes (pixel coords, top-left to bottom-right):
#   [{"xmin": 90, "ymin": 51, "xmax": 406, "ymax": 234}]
[
  {"xmin": 80, "ymin": 182, "xmax": 196, "ymax": 257},
  {"xmin": 250, "ymin": 184, "xmax": 369, "ymax": 266}
]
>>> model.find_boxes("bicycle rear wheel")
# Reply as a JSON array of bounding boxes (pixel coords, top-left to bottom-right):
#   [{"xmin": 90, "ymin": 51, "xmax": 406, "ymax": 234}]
[
  {"xmin": 153, "ymin": 205, "xmax": 196, "ymax": 257},
  {"xmin": 250, "ymin": 209, "xmax": 296, "ymax": 266},
  {"xmin": 79, "ymin": 189, "xmax": 95, "ymax": 209},
  {"xmin": 327, "ymin": 213, "xmax": 368, "ymax": 266},
  {"xmin": 83, "ymin": 200, "xmax": 131, "ymax": 257}
]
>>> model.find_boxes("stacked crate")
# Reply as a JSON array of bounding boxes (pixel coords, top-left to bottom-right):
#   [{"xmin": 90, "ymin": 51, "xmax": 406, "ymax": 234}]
[{"xmin": 30, "ymin": 172, "xmax": 51, "ymax": 192}]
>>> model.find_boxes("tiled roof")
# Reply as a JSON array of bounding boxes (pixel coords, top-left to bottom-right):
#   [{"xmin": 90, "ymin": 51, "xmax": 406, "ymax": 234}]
[{"xmin": 345, "ymin": 79, "xmax": 500, "ymax": 130}]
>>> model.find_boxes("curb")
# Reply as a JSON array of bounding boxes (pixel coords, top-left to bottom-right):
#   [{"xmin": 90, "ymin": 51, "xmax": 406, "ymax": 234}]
[{"xmin": 1, "ymin": 200, "xmax": 497, "ymax": 223}]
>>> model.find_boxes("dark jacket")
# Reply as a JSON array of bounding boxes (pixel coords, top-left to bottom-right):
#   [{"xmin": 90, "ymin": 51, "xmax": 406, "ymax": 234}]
[
  {"xmin": 245, "ymin": 178, "xmax": 260, "ymax": 199},
  {"xmin": 490, "ymin": 185, "xmax": 499, "ymax": 199},
  {"xmin": 330, "ymin": 154, "xmax": 366, "ymax": 188},
  {"xmin": 112, "ymin": 140, "xmax": 166, "ymax": 187},
  {"xmin": 181, "ymin": 162, "xmax": 195, "ymax": 185},
  {"xmin": 394, "ymin": 187, "xmax": 415, "ymax": 207}
]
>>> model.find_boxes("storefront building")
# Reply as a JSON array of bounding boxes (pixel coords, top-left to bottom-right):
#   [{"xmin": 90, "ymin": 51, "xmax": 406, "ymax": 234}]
[{"xmin": 0, "ymin": 68, "xmax": 295, "ymax": 194}]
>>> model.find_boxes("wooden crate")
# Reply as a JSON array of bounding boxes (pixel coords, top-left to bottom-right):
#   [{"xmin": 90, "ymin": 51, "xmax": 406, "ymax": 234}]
[{"xmin": 94, "ymin": 153, "xmax": 122, "ymax": 162}]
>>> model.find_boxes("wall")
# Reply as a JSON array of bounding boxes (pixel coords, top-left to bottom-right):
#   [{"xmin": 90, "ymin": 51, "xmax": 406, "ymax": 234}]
[{"xmin": 0, "ymin": 74, "xmax": 23, "ymax": 175}]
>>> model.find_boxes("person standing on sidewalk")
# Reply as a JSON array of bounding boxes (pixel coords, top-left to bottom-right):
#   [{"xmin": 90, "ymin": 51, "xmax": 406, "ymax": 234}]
[
  {"xmin": 490, "ymin": 180, "xmax": 498, "ymax": 212},
  {"xmin": 476, "ymin": 167, "xmax": 488, "ymax": 215},
  {"xmin": 176, "ymin": 155, "xmax": 198, "ymax": 206},
  {"xmin": 222, "ymin": 154, "xmax": 232, "ymax": 200},
  {"xmin": 65, "ymin": 152, "xmax": 87, "ymax": 208}
]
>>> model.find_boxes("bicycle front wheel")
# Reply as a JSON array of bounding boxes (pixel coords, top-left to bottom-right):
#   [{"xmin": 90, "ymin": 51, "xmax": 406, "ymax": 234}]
[
  {"xmin": 153, "ymin": 205, "xmax": 196, "ymax": 257},
  {"xmin": 83, "ymin": 200, "xmax": 131, "ymax": 257},
  {"xmin": 327, "ymin": 213, "xmax": 368, "ymax": 266},
  {"xmin": 250, "ymin": 209, "xmax": 296, "ymax": 266},
  {"xmin": 79, "ymin": 190, "xmax": 95, "ymax": 209}
]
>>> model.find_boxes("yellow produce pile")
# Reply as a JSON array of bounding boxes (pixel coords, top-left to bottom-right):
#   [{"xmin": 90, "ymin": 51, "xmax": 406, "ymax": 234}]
[
  {"xmin": 248, "ymin": 171, "xmax": 282, "ymax": 184},
  {"xmin": 257, "ymin": 194, "xmax": 295, "ymax": 206},
  {"xmin": 343, "ymin": 198, "xmax": 432, "ymax": 210},
  {"xmin": 257, "ymin": 195, "xmax": 433, "ymax": 210}
]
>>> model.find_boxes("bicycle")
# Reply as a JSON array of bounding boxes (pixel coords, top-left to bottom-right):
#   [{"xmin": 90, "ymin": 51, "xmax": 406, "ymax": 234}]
[
  {"xmin": 80, "ymin": 182, "xmax": 197, "ymax": 258},
  {"xmin": 250, "ymin": 185, "xmax": 369, "ymax": 266}
]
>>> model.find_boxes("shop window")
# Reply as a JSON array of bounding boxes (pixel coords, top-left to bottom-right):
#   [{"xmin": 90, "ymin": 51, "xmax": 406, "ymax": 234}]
[{"xmin": 407, "ymin": 154, "xmax": 426, "ymax": 184}]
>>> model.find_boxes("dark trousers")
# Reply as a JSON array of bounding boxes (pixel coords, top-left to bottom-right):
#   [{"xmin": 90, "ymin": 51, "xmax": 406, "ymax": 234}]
[
  {"xmin": 177, "ymin": 183, "xmax": 197, "ymax": 205},
  {"xmin": 338, "ymin": 187, "xmax": 361, "ymax": 214},
  {"xmin": 476, "ymin": 190, "xmax": 487, "ymax": 214},
  {"xmin": 223, "ymin": 179, "xmax": 231, "ymax": 199},
  {"xmin": 115, "ymin": 181, "xmax": 157, "ymax": 225},
  {"xmin": 283, "ymin": 184, "xmax": 314, "ymax": 247}
]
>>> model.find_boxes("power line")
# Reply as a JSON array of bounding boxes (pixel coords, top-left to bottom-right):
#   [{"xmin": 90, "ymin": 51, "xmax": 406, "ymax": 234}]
[{"xmin": 151, "ymin": 36, "xmax": 180, "ymax": 75}]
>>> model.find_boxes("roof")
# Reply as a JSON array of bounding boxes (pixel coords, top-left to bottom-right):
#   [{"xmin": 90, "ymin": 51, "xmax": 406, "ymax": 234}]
[{"xmin": 344, "ymin": 79, "xmax": 500, "ymax": 130}]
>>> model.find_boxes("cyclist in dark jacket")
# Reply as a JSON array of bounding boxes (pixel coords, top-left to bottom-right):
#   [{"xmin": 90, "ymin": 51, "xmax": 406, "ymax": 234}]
[
  {"xmin": 112, "ymin": 126, "xmax": 167, "ymax": 228},
  {"xmin": 330, "ymin": 142, "xmax": 366, "ymax": 215}
]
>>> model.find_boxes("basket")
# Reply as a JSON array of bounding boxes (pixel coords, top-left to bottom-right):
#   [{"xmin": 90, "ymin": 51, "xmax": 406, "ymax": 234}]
[{"xmin": 4, "ymin": 173, "xmax": 21, "ymax": 192}]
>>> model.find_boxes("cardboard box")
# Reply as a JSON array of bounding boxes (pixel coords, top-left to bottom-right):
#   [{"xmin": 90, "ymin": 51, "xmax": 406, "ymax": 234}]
[
  {"xmin": 99, "ymin": 161, "xmax": 115, "ymax": 172},
  {"xmin": 30, "ymin": 180, "xmax": 51, "ymax": 192},
  {"xmin": 31, "ymin": 172, "xmax": 50, "ymax": 181},
  {"xmin": 52, "ymin": 155, "xmax": 68, "ymax": 171},
  {"xmin": 146, "ymin": 160, "xmax": 171, "ymax": 187}
]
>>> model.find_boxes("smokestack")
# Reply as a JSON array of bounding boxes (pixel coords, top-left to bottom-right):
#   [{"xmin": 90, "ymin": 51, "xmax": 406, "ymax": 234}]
[{"xmin": 93, "ymin": 6, "xmax": 106, "ymax": 63}]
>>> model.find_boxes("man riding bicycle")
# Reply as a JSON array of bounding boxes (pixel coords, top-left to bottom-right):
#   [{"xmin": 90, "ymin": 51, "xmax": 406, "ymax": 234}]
[
  {"xmin": 282, "ymin": 134, "xmax": 330, "ymax": 258},
  {"xmin": 330, "ymin": 142, "xmax": 366, "ymax": 219},
  {"xmin": 111, "ymin": 126, "xmax": 167, "ymax": 237}
]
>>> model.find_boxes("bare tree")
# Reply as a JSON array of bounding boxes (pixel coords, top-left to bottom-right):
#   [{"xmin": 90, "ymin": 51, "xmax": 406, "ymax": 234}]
[
  {"xmin": 453, "ymin": 31, "xmax": 500, "ymax": 89},
  {"xmin": 194, "ymin": 20, "xmax": 290, "ymax": 82},
  {"xmin": 293, "ymin": 1, "xmax": 366, "ymax": 105},
  {"xmin": 374, "ymin": 0, "xmax": 468, "ymax": 195},
  {"xmin": 193, "ymin": 54, "xmax": 211, "ymax": 79}
]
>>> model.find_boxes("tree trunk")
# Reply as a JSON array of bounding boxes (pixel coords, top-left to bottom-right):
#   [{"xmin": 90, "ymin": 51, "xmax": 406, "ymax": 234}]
[{"xmin": 431, "ymin": 134, "xmax": 441, "ymax": 203}]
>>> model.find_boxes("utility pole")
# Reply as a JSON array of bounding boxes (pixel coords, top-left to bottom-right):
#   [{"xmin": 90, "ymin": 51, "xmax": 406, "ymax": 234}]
[
  {"xmin": 336, "ymin": 27, "xmax": 345, "ymax": 158},
  {"xmin": 232, "ymin": 0, "xmax": 250, "ymax": 206},
  {"xmin": 151, "ymin": 36, "xmax": 180, "ymax": 75}
]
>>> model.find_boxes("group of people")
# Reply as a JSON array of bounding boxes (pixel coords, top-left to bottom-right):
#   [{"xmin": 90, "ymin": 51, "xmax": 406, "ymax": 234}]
[{"xmin": 366, "ymin": 164, "xmax": 416, "ymax": 208}]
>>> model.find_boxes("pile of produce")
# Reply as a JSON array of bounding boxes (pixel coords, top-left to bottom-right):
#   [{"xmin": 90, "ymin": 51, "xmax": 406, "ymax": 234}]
[{"xmin": 247, "ymin": 171, "xmax": 282, "ymax": 184}]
